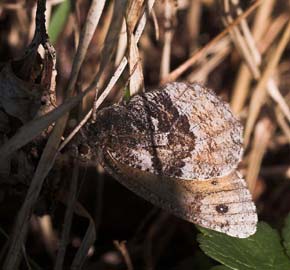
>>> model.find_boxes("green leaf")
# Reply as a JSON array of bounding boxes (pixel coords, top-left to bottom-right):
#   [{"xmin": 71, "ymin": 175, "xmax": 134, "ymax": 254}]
[
  {"xmin": 197, "ymin": 222, "xmax": 290, "ymax": 270},
  {"xmin": 0, "ymin": 227, "xmax": 43, "ymax": 269},
  {"xmin": 210, "ymin": 266, "xmax": 231, "ymax": 270},
  {"xmin": 123, "ymin": 86, "xmax": 131, "ymax": 102},
  {"xmin": 192, "ymin": 250, "xmax": 216, "ymax": 269},
  {"xmin": 282, "ymin": 213, "xmax": 290, "ymax": 258},
  {"xmin": 48, "ymin": 0, "xmax": 71, "ymax": 44},
  {"xmin": 171, "ymin": 251, "xmax": 215, "ymax": 270}
]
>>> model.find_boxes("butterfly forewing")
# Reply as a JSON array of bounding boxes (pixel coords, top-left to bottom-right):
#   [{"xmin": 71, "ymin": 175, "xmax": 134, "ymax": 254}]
[{"xmin": 92, "ymin": 82, "xmax": 243, "ymax": 180}]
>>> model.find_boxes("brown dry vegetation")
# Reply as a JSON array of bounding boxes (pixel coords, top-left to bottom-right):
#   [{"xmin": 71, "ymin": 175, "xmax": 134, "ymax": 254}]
[{"xmin": 0, "ymin": 0, "xmax": 289, "ymax": 269}]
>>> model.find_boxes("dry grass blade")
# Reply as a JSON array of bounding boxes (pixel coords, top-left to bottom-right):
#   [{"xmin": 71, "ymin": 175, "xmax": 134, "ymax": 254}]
[
  {"xmin": 67, "ymin": 0, "xmax": 106, "ymax": 97},
  {"xmin": 187, "ymin": 0, "xmax": 202, "ymax": 51},
  {"xmin": 114, "ymin": 241, "xmax": 134, "ymax": 270},
  {"xmin": 0, "ymin": 93, "xmax": 82, "ymax": 159},
  {"xmin": 92, "ymin": 0, "xmax": 127, "ymax": 86},
  {"xmin": 90, "ymin": 0, "xmax": 156, "ymax": 113},
  {"xmin": 276, "ymin": 107, "xmax": 290, "ymax": 143},
  {"xmin": 258, "ymin": 14, "xmax": 289, "ymax": 53},
  {"xmin": 91, "ymin": 0, "xmax": 128, "ymax": 118},
  {"xmin": 115, "ymin": 19, "xmax": 127, "ymax": 66},
  {"xmin": 0, "ymin": 0, "xmax": 105, "ymax": 155},
  {"xmin": 1, "ymin": 2, "xmax": 152, "ymax": 269},
  {"xmin": 244, "ymin": 20, "xmax": 290, "ymax": 146},
  {"xmin": 222, "ymin": 0, "xmax": 260, "ymax": 78},
  {"xmin": 3, "ymin": 125, "xmax": 59, "ymax": 270},
  {"xmin": 54, "ymin": 158, "xmax": 79, "ymax": 270},
  {"xmin": 160, "ymin": 0, "xmax": 176, "ymax": 80},
  {"xmin": 71, "ymin": 217, "xmax": 95, "ymax": 270},
  {"xmin": 1, "ymin": 1, "xmax": 290, "ymax": 268},
  {"xmin": 45, "ymin": 0, "xmax": 106, "ymax": 178},
  {"xmin": 58, "ymin": 108, "xmax": 92, "ymax": 152},
  {"xmin": 126, "ymin": 0, "xmax": 145, "ymax": 95},
  {"xmin": 0, "ymin": 0, "xmax": 156, "ymax": 158},
  {"xmin": 231, "ymin": 0, "xmax": 275, "ymax": 113},
  {"xmin": 94, "ymin": 164, "xmax": 105, "ymax": 238},
  {"xmin": 36, "ymin": 215, "xmax": 57, "ymax": 258},
  {"xmin": 232, "ymin": 0, "xmax": 264, "ymax": 63},
  {"xmin": 161, "ymin": 0, "xmax": 262, "ymax": 84},
  {"xmin": 151, "ymin": 9, "xmax": 159, "ymax": 41},
  {"xmin": 3, "ymin": 1, "xmax": 104, "ymax": 268},
  {"xmin": 62, "ymin": 0, "xmax": 156, "ymax": 148},
  {"xmin": 188, "ymin": 37, "xmax": 231, "ymax": 82},
  {"xmin": 0, "ymin": 2, "xmax": 25, "ymax": 10},
  {"xmin": 126, "ymin": 0, "xmax": 144, "ymax": 33},
  {"xmin": 127, "ymin": 33, "xmax": 145, "ymax": 95},
  {"xmin": 135, "ymin": 0, "xmax": 156, "ymax": 41},
  {"xmin": 56, "ymin": 193, "xmax": 96, "ymax": 270},
  {"xmin": 246, "ymin": 118, "xmax": 275, "ymax": 193},
  {"xmin": 222, "ymin": 0, "xmax": 290, "ymax": 139},
  {"xmin": 267, "ymin": 78, "xmax": 290, "ymax": 122}
]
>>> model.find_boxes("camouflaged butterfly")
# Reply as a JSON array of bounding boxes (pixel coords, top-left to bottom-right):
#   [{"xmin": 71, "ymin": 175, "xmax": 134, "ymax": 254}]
[{"xmin": 86, "ymin": 82, "xmax": 258, "ymax": 238}]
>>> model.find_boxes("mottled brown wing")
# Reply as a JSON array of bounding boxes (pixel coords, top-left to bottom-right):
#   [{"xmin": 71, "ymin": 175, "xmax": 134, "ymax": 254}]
[
  {"xmin": 87, "ymin": 82, "xmax": 257, "ymax": 238},
  {"xmin": 92, "ymin": 82, "xmax": 243, "ymax": 180},
  {"xmin": 103, "ymin": 150, "xmax": 257, "ymax": 238}
]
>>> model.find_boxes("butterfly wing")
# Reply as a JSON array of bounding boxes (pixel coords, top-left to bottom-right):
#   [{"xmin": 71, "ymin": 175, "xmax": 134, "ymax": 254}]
[
  {"xmin": 93, "ymin": 82, "xmax": 243, "ymax": 180},
  {"xmin": 103, "ymin": 150, "xmax": 257, "ymax": 238},
  {"xmin": 88, "ymin": 82, "xmax": 257, "ymax": 238}
]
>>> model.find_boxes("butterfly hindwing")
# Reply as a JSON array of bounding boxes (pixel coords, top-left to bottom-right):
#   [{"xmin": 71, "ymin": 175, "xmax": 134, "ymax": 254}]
[{"xmin": 103, "ymin": 151, "xmax": 256, "ymax": 238}]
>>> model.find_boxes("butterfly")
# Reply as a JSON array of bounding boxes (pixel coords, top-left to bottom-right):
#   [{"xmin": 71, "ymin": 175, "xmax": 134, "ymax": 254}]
[{"xmin": 86, "ymin": 82, "xmax": 258, "ymax": 238}]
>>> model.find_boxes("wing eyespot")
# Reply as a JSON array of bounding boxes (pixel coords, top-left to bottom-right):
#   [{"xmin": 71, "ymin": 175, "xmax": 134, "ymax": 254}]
[{"xmin": 215, "ymin": 204, "xmax": 229, "ymax": 214}]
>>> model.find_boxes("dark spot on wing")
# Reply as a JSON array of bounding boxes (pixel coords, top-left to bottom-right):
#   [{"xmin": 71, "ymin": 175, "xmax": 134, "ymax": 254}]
[
  {"xmin": 211, "ymin": 180, "xmax": 218, "ymax": 185},
  {"xmin": 216, "ymin": 204, "xmax": 229, "ymax": 214}
]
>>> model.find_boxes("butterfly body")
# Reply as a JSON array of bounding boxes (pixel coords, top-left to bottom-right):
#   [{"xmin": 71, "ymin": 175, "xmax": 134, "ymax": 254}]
[{"xmin": 87, "ymin": 82, "xmax": 257, "ymax": 238}]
